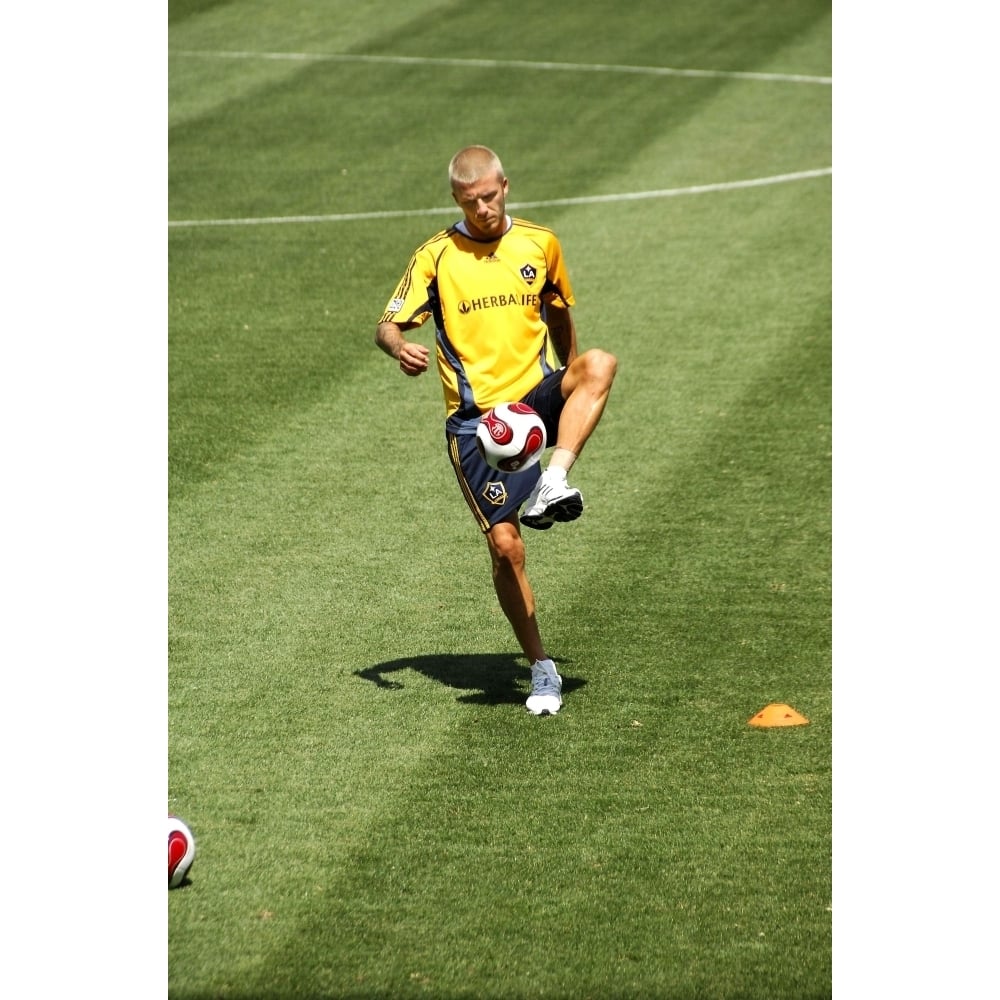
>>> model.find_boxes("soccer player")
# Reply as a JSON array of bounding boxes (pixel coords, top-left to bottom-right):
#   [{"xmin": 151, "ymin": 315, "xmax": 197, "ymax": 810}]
[{"xmin": 375, "ymin": 145, "xmax": 617, "ymax": 715}]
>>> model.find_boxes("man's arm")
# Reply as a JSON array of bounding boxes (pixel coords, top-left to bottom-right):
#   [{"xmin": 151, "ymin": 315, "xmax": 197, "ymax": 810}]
[
  {"xmin": 545, "ymin": 304, "xmax": 578, "ymax": 368},
  {"xmin": 375, "ymin": 320, "xmax": 430, "ymax": 376}
]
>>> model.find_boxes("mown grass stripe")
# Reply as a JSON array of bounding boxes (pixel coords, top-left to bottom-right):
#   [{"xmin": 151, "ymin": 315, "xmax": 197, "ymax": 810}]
[
  {"xmin": 168, "ymin": 168, "xmax": 832, "ymax": 228},
  {"xmin": 172, "ymin": 48, "xmax": 832, "ymax": 85}
]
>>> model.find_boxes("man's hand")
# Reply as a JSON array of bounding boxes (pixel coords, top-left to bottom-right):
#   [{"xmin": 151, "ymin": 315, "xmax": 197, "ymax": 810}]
[
  {"xmin": 375, "ymin": 321, "xmax": 430, "ymax": 376},
  {"xmin": 397, "ymin": 340, "xmax": 430, "ymax": 376}
]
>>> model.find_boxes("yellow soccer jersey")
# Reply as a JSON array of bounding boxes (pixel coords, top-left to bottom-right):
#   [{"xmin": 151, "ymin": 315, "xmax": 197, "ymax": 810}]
[{"xmin": 380, "ymin": 217, "xmax": 575, "ymax": 432}]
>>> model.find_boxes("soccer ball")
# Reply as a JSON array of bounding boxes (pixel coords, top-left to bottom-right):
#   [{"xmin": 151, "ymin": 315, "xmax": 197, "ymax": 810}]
[
  {"xmin": 168, "ymin": 815, "xmax": 196, "ymax": 889},
  {"xmin": 476, "ymin": 402, "xmax": 547, "ymax": 473}
]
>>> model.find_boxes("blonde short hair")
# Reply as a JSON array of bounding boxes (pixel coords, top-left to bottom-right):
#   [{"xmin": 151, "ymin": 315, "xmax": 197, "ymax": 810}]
[{"xmin": 449, "ymin": 145, "xmax": 505, "ymax": 187}]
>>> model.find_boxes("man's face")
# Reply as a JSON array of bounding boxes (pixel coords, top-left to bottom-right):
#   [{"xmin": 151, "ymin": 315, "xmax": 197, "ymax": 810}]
[{"xmin": 451, "ymin": 172, "xmax": 508, "ymax": 240}]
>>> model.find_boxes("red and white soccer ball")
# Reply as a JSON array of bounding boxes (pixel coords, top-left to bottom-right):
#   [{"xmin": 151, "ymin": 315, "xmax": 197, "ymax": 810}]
[
  {"xmin": 168, "ymin": 815, "xmax": 196, "ymax": 889},
  {"xmin": 476, "ymin": 402, "xmax": 547, "ymax": 473}
]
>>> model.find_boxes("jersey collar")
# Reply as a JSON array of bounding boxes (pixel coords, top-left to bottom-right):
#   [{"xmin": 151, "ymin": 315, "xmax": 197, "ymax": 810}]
[{"xmin": 455, "ymin": 215, "xmax": 512, "ymax": 241}]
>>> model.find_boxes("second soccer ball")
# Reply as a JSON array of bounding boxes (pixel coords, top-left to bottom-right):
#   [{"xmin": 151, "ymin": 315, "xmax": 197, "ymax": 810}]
[{"xmin": 168, "ymin": 815, "xmax": 196, "ymax": 889}]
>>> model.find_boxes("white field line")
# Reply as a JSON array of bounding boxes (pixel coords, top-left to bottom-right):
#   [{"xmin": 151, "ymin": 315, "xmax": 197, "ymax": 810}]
[
  {"xmin": 168, "ymin": 168, "xmax": 832, "ymax": 229},
  {"xmin": 171, "ymin": 49, "xmax": 832, "ymax": 86}
]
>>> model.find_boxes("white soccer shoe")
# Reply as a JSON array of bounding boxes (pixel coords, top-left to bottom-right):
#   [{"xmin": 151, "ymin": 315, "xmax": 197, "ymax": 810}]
[
  {"xmin": 519, "ymin": 475, "xmax": 583, "ymax": 530},
  {"xmin": 526, "ymin": 659, "xmax": 563, "ymax": 716}
]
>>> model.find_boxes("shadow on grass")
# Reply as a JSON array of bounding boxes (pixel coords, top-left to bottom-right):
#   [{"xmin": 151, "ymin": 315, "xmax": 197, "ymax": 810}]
[{"xmin": 355, "ymin": 653, "xmax": 585, "ymax": 706}]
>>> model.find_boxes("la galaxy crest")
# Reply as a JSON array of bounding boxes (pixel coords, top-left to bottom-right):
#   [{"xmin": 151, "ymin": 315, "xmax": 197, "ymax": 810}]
[{"xmin": 482, "ymin": 481, "xmax": 507, "ymax": 506}]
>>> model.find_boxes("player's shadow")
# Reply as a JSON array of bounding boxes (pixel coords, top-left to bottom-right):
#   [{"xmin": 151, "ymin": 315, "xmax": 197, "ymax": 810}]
[{"xmin": 355, "ymin": 653, "xmax": 584, "ymax": 706}]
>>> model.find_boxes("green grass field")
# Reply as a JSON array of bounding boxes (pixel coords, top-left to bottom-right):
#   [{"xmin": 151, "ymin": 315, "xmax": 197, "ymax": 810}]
[{"xmin": 169, "ymin": 2, "xmax": 831, "ymax": 997}]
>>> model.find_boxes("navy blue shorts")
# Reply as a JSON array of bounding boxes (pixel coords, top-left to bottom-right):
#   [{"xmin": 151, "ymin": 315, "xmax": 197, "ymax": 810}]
[{"xmin": 447, "ymin": 368, "xmax": 567, "ymax": 532}]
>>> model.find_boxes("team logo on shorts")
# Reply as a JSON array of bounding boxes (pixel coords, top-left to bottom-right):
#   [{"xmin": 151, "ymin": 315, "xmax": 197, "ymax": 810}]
[
  {"xmin": 519, "ymin": 264, "xmax": 537, "ymax": 283},
  {"xmin": 482, "ymin": 481, "xmax": 507, "ymax": 506},
  {"xmin": 388, "ymin": 296, "xmax": 405, "ymax": 313}
]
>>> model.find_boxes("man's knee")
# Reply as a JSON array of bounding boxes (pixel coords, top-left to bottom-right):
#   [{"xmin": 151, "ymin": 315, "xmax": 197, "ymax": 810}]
[
  {"xmin": 573, "ymin": 348, "xmax": 618, "ymax": 389},
  {"xmin": 591, "ymin": 348, "xmax": 617, "ymax": 384},
  {"xmin": 487, "ymin": 521, "xmax": 526, "ymax": 572}
]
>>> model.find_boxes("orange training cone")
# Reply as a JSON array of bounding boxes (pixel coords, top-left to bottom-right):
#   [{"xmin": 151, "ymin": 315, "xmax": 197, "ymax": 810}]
[{"xmin": 748, "ymin": 703, "xmax": 809, "ymax": 728}]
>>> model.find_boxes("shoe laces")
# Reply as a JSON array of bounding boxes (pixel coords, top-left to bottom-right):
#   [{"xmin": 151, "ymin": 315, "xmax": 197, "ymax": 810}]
[{"xmin": 531, "ymin": 664, "xmax": 559, "ymax": 695}]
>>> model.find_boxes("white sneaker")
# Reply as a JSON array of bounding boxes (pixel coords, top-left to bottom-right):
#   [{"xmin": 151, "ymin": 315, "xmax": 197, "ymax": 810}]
[
  {"xmin": 520, "ymin": 475, "xmax": 583, "ymax": 530},
  {"xmin": 525, "ymin": 659, "xmax": 563, "ymax": 715}
]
